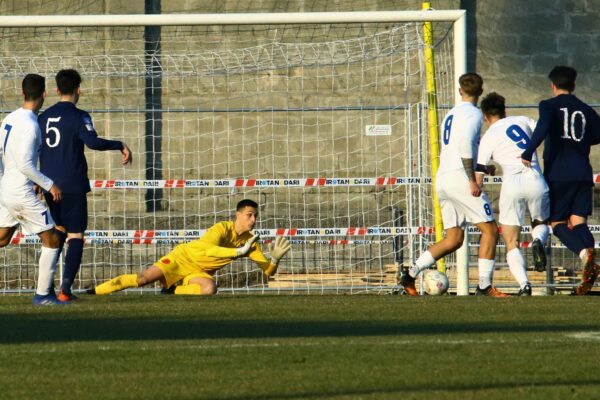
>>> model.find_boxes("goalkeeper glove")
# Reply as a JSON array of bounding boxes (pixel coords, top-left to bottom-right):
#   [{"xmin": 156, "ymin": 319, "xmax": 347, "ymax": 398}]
[
  {"xmin": 235, "ymin": 231, "xmax": 260, "ymax": 257},
  {"xmin": 268, "ymin": 236, "xmax": 291, "ymax": 265}
]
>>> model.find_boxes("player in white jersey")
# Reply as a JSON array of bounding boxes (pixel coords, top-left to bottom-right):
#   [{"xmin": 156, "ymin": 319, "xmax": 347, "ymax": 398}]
[
  {"xmin": 400, "ymin": 73, "xmax": 507, "ymax": 297},
  {"xmin": 0, "ymin": 74, "xmax": 67, "ymax": 305},
  {"xmin": 476, "ymin": 92, "xmax": 550, "ymax": 296}
]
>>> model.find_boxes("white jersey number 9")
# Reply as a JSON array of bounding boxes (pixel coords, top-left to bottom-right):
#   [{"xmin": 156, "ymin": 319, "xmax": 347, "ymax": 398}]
[{"xmin": 45, "ymin": 117, "xmax": 62, "ymax": 148}]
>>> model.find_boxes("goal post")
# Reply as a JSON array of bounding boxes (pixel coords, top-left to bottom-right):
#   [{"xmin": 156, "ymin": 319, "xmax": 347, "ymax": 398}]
[{"xmin": 0, "ymin": 10, "xmax": 466, "ymax": 294}]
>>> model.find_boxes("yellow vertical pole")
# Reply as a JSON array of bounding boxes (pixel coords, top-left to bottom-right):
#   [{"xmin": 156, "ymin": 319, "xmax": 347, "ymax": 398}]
[{"xmin": 422, "ymin": 1, "xmax": 445, "ymax": 272}]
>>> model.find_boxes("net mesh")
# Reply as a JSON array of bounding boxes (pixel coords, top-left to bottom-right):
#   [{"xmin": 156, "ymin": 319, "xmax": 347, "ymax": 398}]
[{"xmin": 0, "ymin": 19, "xmax": 457, "ymax": 293}]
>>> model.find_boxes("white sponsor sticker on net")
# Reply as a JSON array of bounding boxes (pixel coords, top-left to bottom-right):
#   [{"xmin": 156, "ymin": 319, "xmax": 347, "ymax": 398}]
[{"xmin": 365, "ymin": 125, "xmax": 391, "ymax": 136}]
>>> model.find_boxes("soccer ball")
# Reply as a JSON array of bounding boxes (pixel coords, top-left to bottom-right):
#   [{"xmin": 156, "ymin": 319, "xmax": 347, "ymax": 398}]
[{"xmin": 423, "ymin": 270, "xmax": 449, "ymax": 296}]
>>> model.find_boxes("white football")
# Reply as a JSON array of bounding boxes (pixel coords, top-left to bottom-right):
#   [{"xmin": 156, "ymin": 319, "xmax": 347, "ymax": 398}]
[{"xmin": 423, "ymin": 270, "xmax": 449, "ymax": 296}]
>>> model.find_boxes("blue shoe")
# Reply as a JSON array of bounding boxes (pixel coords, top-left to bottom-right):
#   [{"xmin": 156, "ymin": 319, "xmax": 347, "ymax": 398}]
[{"xmin": 32, "ymin": 293, "xmax": 70, "ymax": 306}]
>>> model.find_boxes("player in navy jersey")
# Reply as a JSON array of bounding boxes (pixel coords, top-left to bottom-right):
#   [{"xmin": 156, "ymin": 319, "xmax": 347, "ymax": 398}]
[
  {"xmin": 521, "ymin": 66, "xmax": 600, "ymax": 295},
  {"xmin": 38, "ymin": 69, "xmax": 132, "ymax": 301}
]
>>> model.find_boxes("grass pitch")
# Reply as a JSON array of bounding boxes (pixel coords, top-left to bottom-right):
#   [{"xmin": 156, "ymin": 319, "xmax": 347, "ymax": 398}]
[{"xmin": 1, "ymin": 294, "xmax": 599, "ymax": 400}]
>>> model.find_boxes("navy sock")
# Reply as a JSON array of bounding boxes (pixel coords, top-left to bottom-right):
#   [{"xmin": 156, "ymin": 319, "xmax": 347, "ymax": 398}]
[
  {"xmin": 553, "ymin": 223, "xmax": 586, "ymax": 255},
  {"xmin": 61, "ymin": 238, "xmax": 84, "ymax": 294},
  {"xmin": 572, "ymin": 224, "xmax": 595, "ymax": 249}
]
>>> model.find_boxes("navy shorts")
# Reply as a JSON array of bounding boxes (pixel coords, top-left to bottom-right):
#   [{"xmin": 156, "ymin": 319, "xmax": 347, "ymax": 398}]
[
  {"xmin": 548, "ymin": 181, "xmax": 593, "ymax": 222},
  {"xmin": 44, "ymin": 192, "xmax": 88, "ymax": 233}
]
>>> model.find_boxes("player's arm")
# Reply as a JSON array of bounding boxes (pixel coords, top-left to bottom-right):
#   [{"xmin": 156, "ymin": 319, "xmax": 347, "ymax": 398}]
[
  {"xmin": 521, "ymin": 101, "xmax": 551, "ymax": 163},
  {"xmin": 79, "ymin": 113, "xmax": 132, "ymax": 164},
  {"xmin": 589, "ymin": 108, "xmax": 600, "ymax": 145},
  {"xmin": 475, "ymin": 133, "xmax": 494, "ymax": 188},
  {"xmin": 459, "ymin": 115, "xmax": 482, "ymax": 196},
  {"xmin": 14, "ymin": 127, "xmax": 55, "ymax": 193},
  {"xmin": 249, "ymin": 236, "xmax": 291, "ymax": 276},
  {"xmin": 194, "ymin": 224, "xmax": 260, "ymax": 258}
]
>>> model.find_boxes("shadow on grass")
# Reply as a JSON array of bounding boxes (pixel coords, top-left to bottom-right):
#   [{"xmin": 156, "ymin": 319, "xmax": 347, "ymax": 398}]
[
  {"xmin": 203, "ymin": 379, "xmax": 600, "ymax": 400},
  {"xmin": 1, "ymin": 313, "xmax": 600, "ymax": 344}
]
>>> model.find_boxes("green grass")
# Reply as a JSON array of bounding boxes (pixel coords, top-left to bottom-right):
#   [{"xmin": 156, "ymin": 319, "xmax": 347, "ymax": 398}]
[{"xmin": 1, "ymin": 295, "xmax": 599, "ymax": 400}]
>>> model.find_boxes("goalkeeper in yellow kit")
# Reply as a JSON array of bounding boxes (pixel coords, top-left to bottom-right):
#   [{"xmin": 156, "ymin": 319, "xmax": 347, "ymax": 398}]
[{"xmin": 89, "ymin": 199, "xmax": 291, "ymax": 296}]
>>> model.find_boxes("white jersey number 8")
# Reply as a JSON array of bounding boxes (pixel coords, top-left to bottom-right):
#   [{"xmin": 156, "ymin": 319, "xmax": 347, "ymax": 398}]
[{"xmin": 45, "ymin": 117, "xmax": 62, "ymax": 148}]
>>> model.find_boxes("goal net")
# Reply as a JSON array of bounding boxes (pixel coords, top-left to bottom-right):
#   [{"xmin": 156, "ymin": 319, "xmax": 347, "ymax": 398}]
[{"xmin": 0, "ymin": 12, "xmax": 462, "ymax": 294}]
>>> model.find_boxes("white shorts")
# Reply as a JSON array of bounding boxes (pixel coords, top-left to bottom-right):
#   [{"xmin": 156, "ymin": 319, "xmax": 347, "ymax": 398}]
[
  {"xmin": 436, "ymin": 170, "xmax": 495, "ymax": 229},
  {"xmin": 499, "ymin": 170, "xmax": 549, "ymax": 226},
  {"xmin": 0, "ymin": 190, "xmax": 55, "ymax": 235}
]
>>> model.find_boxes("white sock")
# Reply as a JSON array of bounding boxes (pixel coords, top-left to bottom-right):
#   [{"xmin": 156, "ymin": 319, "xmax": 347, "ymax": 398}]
[
  {"xmin": 478, "ymin": 258, "xmax": 495, "ymax": 289},
  {"xmin": 36, "ymin": 246, "xmax": 60, "ymax": 296},
  {"xmin": 506, "ymin": 248, "xmax": 529, "ymax": 289},
  {"xmin": 532, "ymin": 224, "xmax": 549, "ymax": 244},
  {"xmin": 409, "ymin": 250, "xmax": 436, "ymax": 277}
]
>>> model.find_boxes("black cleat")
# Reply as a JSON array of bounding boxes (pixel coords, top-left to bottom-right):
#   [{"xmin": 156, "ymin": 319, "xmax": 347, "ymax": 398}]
[
  {"xmin": 399, "ymin": 268, "xmax": 418, "ymax": 296},
  {"xmin": 161, "ymin": 285, "xmax": 176, "ymax": 295},
  {"xmin": 86, "ymin": 288, "xmax": 96, "ymax": 295},
  {"xmin": 517, "ymin": 283, "xmax": 532, "ymax": 296},
  {"xmin": 531, "ymin": 238, "xmax": 547, "ymax": 272}
]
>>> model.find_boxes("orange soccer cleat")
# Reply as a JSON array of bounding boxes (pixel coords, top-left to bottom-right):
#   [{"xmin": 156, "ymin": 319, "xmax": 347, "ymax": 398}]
[
  {"xmin": 475, "ymin": 285, "xmax": 511, "ymax": 298},
  {"xmin": 575, "ymin": 261, "xmax": 600, "ymax": 296},
  {"xmin": 399, "ymin": 268, "xmax": 419, "ymax": 296}
]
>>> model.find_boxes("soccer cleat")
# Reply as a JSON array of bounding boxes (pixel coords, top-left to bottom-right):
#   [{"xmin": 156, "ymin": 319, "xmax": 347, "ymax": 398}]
[
  {"xmin": 399, "ymin": 268, "xmax": 418, "ymax": 296},
  {"xmin": 575, "ymin": 262, "xmax": 600, "ymax": 296},
  {"xmin": 32, "ymin": 293, "xmax": 70, "ymax": 306},
  {"xmin": 475, "ymin": 285, "xmax": 511, "ymax": 298},
  {"xmin": 161, "ymin": 285, "xmax": 176, "ymax": 295},
  {"xmin": 531, "ymin": 238, "xmax": 547, "ymax": 272},
  {"xmin": 86, "ymin": 288, "xmax": 97, "ymax": 295},
  {"xmin": 57, "ymin": 289, "xmax": 78, "ymax": 302},
  {"xmin": 580, "ymin": 248, "xmax": 596, "ymax": 270},
  {"xmin": 517, "ymin": 283, "xmax": 532, "ymax": 296}
]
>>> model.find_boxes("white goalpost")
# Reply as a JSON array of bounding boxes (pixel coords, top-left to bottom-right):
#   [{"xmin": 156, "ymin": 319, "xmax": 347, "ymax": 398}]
[{"xmin": 0, "ymin": 10, "xmax": 467, "ymax": 294}]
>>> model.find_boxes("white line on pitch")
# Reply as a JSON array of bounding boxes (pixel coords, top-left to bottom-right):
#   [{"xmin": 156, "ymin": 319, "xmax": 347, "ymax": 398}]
[{"xmin": 1, "ymin": 333, "xmax": 598, "ymax": 354}]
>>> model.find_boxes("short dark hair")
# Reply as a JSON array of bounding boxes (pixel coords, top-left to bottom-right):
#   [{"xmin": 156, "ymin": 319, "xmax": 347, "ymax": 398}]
[
  {"xmin": 459, "ymin": 73, "xmax": 483, "ymax": 97},
  {"xmin": 236, "ymin": 199, "xmax": 258, "ymax": 211},
  {"xmin": 22, "ymin": 74, "xmax": 45, "ymax": 101},
  {"xmin": 548, "ymin": 66, "xmax": 576, "ymax": 92},
  {"xmin": 480, "ymin": 92, "xmax": 506, "ymax": 118},
  {"xmin": 55, "ymin": 69, "xmax": 82, "ymax": 95}
]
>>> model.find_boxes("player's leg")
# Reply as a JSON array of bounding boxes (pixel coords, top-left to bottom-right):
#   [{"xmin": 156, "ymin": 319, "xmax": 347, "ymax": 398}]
[
  {"xmin": 569, "ymin": 182, "xmax": 598, "ymax": 295},
  {"xmin": 35, "ymin": 227, "xmax": 67, "ymax": 304},
  {"xmin": 498, "ymin": 178, "xmax": 531, "ymax": 295},
  {"xmin": 93, "ymin": 265, "xmax": 167, "ymax": 295},
  {"xmin": 46, "ymin": 192, "xmax": 88, "ymax": 301},
  {"xmin": 15, "ymin": 193, "xmax": 68, "ymax": 305},
  {"xmin": 401, "ymin": 228, "xmax": 465, "ymax": 295},
  {"xmin": 175, "ymin": 272, "xmax": 217, "ymax": 296},
  {"xmin": 474, "ymin": 220, "xmax": 508, "ymax": 297},
  {"xmin": 527, "ymin": 177, "xmax": 550, "ymax": 272},
  {"xmin": 0, "ymin": 226, "xmax": 18, "ymax": 247},
  {"xmin": 501, "ymin": 225, "xmax": 530, "ymax": 296},
  {"xmin": 0, "ymin": 203, "xmax": 18, "ymax": 247},
  {"xmin": 400, "ymin": 175, "xmax": 466, "ymax": 296},
  {"xmin": 548, "ymin": 182, "xmax": 597, "ymax": 294}
]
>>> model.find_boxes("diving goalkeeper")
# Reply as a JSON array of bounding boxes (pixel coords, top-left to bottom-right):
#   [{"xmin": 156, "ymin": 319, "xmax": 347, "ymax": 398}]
[{"xmin": 89, "ymin": 199, "xmax": 291, "ymax": 296}]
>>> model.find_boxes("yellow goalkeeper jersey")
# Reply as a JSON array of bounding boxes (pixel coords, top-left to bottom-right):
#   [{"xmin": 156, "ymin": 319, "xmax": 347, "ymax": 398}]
[{"xmin": 172, "ymin": 221, "xmax": 270, "ymax": 274}]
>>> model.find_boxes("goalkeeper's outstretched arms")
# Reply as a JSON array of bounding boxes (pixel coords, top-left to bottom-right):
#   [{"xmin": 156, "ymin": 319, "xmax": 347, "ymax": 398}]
[{"xmin": 250, "ymin": 236, "xmax": 292, "ymax": 276}]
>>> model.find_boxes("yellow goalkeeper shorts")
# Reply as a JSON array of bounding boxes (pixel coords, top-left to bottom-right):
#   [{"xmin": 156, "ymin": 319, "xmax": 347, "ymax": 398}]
[{"xmin": 154, "ymin": 249, "xmax": 215, "ymax": 288}]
